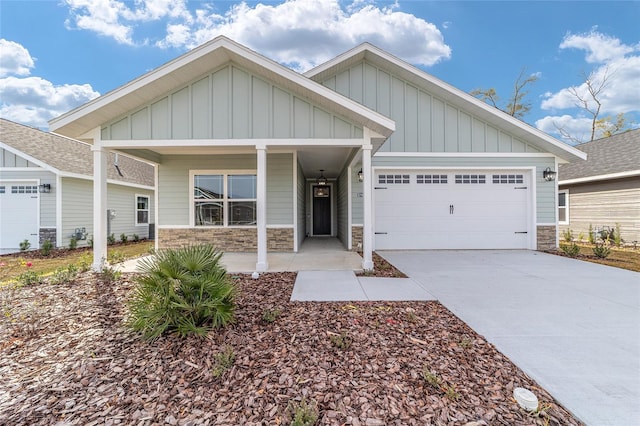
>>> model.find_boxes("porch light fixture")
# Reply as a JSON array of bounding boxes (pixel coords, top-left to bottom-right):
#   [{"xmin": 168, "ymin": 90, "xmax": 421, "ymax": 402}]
[
  {"xmin": 39, "ymin": 183, "xmax": 51, "ymax": 193},
  {"xmin": 317, "ymin": 169, "xmax": 327, "ymax": 185},
  {"xmin": 357, "ymin": 168, "xmax": 363, "ymax": 182},
  {"xmin": 543, "ymin": 167, "xmax": 557, "ymax": 182}
]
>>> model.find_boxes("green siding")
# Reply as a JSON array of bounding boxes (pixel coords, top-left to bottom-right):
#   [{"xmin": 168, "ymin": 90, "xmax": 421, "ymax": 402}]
[
  {"xmin": 336, "ymin": 166, "xmax": 348, "ymax": 247},
  {"xmin": 371, "ymin": 155, "xmax": 556, "ymax": 223},
  {"xmin": 158, "ymin": 153, "xmax": 293, "ymax": 226},
  {"xmin": 296, "ymin": 160, "xmax": 306, "ymax": 248},
  {"xmin": 102, "ymin": 64, "xmax": 362, "ymax": 141},
  {"xmin": 321, "ymin": 59, "xmax": 543, "ymax": 154}
]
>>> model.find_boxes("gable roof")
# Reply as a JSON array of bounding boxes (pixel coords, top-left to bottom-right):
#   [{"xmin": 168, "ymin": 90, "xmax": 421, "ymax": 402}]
[
  {"xmin": 306, "ymin": 42, "xmax": 587, "ymax": 163},
  {"xmin": 558, "ymin": 129, "xmax": 640, "ymax": 184},
  {"xmin": 49, "ymin": 36, "xmax": 394, "ymax": 144},
  {"xmin": 0, "ymin": 118, "xmax": 154, "ymax": 187}
]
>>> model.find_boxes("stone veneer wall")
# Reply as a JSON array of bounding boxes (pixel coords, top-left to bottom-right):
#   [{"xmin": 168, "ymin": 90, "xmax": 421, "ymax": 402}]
[
  {"xmin": 158, "ymin": 227, "xmax": 293, "ymax": 252},
  {"xmin": 351, "ymin": 226, "xmax": 363, "ymax": 252},
  {"xmin": 39, "ymin": 228, "xmax": 57, "ymax": 247},
  {"xmin": 537, "ymin": 225, "xmax": 556, "ymax": 250}
]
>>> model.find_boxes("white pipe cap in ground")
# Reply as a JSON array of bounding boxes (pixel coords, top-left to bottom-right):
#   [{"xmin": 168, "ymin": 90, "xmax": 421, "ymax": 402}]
[
  {"xmin": 513, "ymin": 387, "xmax": 539, "ymax": 411},
  {"xmin": 251, "ymin": 271, "xmax": 259, "ymax": 279}
]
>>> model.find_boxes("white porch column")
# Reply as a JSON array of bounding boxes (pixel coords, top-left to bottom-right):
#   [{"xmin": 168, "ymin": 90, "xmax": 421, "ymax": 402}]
[
  {"xmin": 256, "ymin": 145, "xmax": 268, "ymax": 272},
  {"xmin": 91, "ymin": 141, "xmax": 108, "ymax": 272},
  {"xmin": 362, "ymin": 129, "xmax": 374, "ymax": 271}
]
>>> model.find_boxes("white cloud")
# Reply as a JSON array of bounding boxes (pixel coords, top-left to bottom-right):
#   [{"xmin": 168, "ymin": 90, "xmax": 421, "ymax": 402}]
[
  {"xmin": 0, "ymin": 39, "xmax": 35, "ymax": 77},
  {"xmin": 0, "ymin": 41, "xmax": 100, "ymax": 129},
  {"xmin": 538, "ymin": 31, "xmax": 639, "ymax": 140},
  {"xmin": 535, "ymin": 115, "xmax": 594, "ymax": 144},
  {"xmin": 62, "ymin": 0, "xmax": 451, "ymax": 71}
]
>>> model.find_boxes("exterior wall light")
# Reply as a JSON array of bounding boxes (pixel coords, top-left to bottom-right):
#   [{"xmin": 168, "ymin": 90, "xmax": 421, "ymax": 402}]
[
  {"xmin": 39, "ymin": 183, "xmax": 51, "ymax": 193},
  {"xmin": 317, "ymin": 169, "xmax": 327, "ymax": 185},
  {"xmin": 357, "ymin": 168, "xmax": 364, "ymax": 182},
  {"xmin": 543, "ymin": 167, "xmax": 557, "ymax": 182}
]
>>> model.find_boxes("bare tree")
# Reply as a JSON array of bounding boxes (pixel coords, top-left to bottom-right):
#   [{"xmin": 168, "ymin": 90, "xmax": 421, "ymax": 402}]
[
  {"xmin": 471, "ymin": 68, "xmax": 539, "ymax": 119},
  {"xmin": 567, "ymin": 67, "xmax": 609, "ymax": 142}
]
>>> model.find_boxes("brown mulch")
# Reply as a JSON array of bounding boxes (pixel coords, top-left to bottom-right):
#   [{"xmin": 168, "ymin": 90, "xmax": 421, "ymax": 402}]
[
  {"xmin": 356, "ymin": 252, "xmax": 408, "ymax": 278},
  {"xmin": 0, "ymin": 273, "xmax": 582, "ymax": 425}
]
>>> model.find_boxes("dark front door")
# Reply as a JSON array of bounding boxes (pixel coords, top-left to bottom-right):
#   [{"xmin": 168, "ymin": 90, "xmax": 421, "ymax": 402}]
[{"xmin": 312, "ymin": 185, "xmax": 331, "ymax": 235}]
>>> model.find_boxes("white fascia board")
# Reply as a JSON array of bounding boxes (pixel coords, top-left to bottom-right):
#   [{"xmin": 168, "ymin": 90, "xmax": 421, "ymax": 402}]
[
  {"xmin": 102, "ymin": 138, "xmax": 366, "ymax": 149},
  {"xmin": 0, "ymin": 142, "xmax": 61, "ymax": 175},
  {"xmin": 559, "ymin": 170, "xmax": 640, "ymax": 185},
  {"xmin": 374, "ymin": 152, "xmax": 556, "ymax": 158},
  {"xmin": 307, "ymin": 43, "xmax": 586, "ymax": 163},
  {"xmin": 58, "ymin": 171, "xmax": 154, "ymax": 191}
]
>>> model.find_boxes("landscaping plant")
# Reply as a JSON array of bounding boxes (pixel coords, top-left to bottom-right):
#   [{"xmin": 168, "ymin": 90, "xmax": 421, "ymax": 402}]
[
  {"xmin": 127, "ymin": 244, "xmax": 235, "ymax": 340},
  {"xmin": 40, "ymin": 239, "xmax": 53, "ymax": 256},
  {"xmin": 19, "ymin": 239, "xmax": 31, "ymax": 252},
  {"xmin": 287, "ymin": 398, "xmax": 319, "ymax": 426},
  {"xmin": 560, "ymin": 242, "xmax": 580, "ymax": 258},
  {"xmin": 593, "ymin": 243, "xmax": 611, "ymax": 259},
  {"xmin": 588, "ymin": 224, "xmax": 595, "ymax": 244}
]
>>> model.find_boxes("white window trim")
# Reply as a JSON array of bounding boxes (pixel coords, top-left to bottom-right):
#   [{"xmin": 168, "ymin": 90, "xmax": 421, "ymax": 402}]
[
  {"xmin": 558, "ymin": 189, "xmax": 569, "ymax": 225},
  {"xmin": 189, "ymin": 169, "xmax": 257, "ymax": 228},
  {"xmin": 135, "ymin": 194, "xmax": 150, "ymax": 226}
]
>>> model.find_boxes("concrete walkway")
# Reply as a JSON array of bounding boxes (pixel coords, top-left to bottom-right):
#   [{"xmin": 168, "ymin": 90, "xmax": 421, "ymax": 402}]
[{"xmin": 377, "ymin": 250, "xmax": 640, "ymax": 426}]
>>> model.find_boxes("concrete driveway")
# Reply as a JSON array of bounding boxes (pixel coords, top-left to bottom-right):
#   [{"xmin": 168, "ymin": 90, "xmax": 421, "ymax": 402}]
[{"xmin": 378, "ymin": 250, "xmax": 640, "ymax": 426}]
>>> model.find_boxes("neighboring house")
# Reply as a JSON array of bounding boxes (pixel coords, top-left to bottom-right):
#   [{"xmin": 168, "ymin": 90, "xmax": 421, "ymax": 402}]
[
  {"xmin": 558, "ymin": 129, "xmax": 640, "ymax": 244},
  {"xmin": 48, "ymin": 37, "xmax": 585, "ymax": 271},
  {"xmin": 0, "ymin": 118, "xmax": 155, "ymax": 254}
]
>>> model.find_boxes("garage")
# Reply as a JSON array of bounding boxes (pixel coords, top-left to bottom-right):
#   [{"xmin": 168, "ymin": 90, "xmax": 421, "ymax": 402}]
[
  {"xmin": 374, "ymin": 169, "xmax": 533, "ymax": 250},
  {"xmin": 0, "ymin": 181, "xmax": 39, "ymax": 254}
]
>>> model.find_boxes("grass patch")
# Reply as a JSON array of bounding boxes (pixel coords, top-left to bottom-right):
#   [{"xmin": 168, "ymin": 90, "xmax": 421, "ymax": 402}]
[
  {"xmin": 0, "ymin": 241, "xmax": 153, "ymax": 283},
  {"xmin": 553, "ymin": 244, "xmax": 640, "ymax": 272}
]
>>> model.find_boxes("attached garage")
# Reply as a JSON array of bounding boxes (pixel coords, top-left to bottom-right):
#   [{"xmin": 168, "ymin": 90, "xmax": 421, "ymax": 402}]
[
  {"xmin": 374, "ymin": 169, "xmax": 534, "ymax": 250},
  {"xmin": 0, "ymin": 181, "xmax": 40, "ymax": 253}
]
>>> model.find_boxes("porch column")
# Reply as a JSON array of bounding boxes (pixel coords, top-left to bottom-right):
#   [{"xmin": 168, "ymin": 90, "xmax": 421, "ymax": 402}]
[
  {"xmin": 91, "ymin": 142, "xmax": 108, "ymax": 272},
  {"xmin": 362, "ymin": 132, "xmax": 374, "ymax": 271},
  {"xmin": 256, "ymin": 145, "xmax": 268, "ymax": 272}
]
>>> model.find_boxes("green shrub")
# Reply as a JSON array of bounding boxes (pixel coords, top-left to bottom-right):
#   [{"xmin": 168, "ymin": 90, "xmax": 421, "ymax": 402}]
[
  {"xmin": 560, "ymin": 242, "xmax": 580, "ymax": 258},
  {"xmin": 69, "ymin": 236, "xmax": 78, "ymax": 250},
  {"xmin": 614, "ymin": 223, "xmax": 622, "ymax": 247},
  {"xmin": 40, "ymin": 239, "xmax": 53, "ymax": 256},
  {"xmin": 98, "ymin": 265, "xmax": 121, "ymax": 284},
  {"xmin": 127, "ymin": 244, "xmax": 235, "ymax": 340},
  {"xmin": 87, "ymin": 236, "xmax": 94, "ymax": 249},
  {"xmin": 287, "ymin": 398, "xmax": 318, "ymax": 426},
  {"xmin": 17, "ymin": 270, "xmax": 43, "ymax": 286},
  {"xmin": 561, "ymin": 228, "xmax": 574, "ymax": 242},
  {"xmin": 77, "ymin": 253, "xmax": 93, "ymax": 272},
  {"xmin": 120, "ymin": 233, "xmax": 128, "ymax": 244},
  {"xmin": 588, "ymin": 224, "xmax": 595, "ymax": 244},
  {"xmin": 107, "ymin": 234, "xmax": 116, "ymax": 245},
  {"xmin": 132, "ymin": 234, "xmax": 140, "ymax": 242},
  {"xmin": 593, "ymin": 243, "xmax": 611, "ymax": 259},
  {"xmin": 211, "ymin": 345, "xmax": 235, "ymax": 378},
  {"xmin": 108, "ymin": 250, "xmax": 125, "ymax": 264},
  {"xmin": 262, "ymin": 307, "xmax": 281, "ymax": 323},
  {"xmin": 49, "ymin": 264, "xmax": 79, "ymax": 285},
  {"xmin": 19, "ymin": 239, "xmax": 31, "ymax": 251}
]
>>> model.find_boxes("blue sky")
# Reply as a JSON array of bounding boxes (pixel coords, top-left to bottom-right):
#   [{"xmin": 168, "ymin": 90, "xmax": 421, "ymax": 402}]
[{"xmin": 1, "ymin": 0, "xmax": 638, "ymax": 144}]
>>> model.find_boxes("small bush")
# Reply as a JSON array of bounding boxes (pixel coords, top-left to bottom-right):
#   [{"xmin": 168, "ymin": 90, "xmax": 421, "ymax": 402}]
[
  {"xmin": 17, "ymin": 270, "xmax": 43, "ymax": 286},
  {"xmin": 561, "ymin": 228, "xmax": 574, "ymax": 242},
  {"xmin": 108, "ymin": 250, "xmax": 126, "ymax": 264},
  {"xmin": 614, "ymin": 223, "xmax": 622, "ymax": 247},
  {"xmin": 329, "ymin": 331, "xmax": 352, "ymax": 350},
  {"xmin": 422, "ymin": 367, "xmax": 441, "ymax": 389},
  {"xmin": 287, "ymin": 398, "xmax": 318, "ymax": 426},
  {"xmin": 120, "ymin": 233, "xmax": 128, "ymax": 244},
  {"xmin": 593, "ymin": 243, "xmax": 611, "ymax": 259},
  {"xmin": 211, "ymin": 345, "xmax": 235, "ymax": 378},
  {"xmin": 107, "ymin": 234, "xmax": 116, "ymax": 245},
  {"xmin": 588, "ymin": 224, "xmax": 595, "ymax": 245},
  {"xmin": 49, "ymin": 264, "xmax": 79, "ymax": 285},
  {"xmin": 87, "ymin": 236, "xmax": 94, "ymax": 249},
  {"xmin": 262, "ymin": 307, "xmax": 281, "ymax": 323},
  {"xmin": 40, "ymin": 239, "xmax": 53, "ymax": 256},
  {"xmin": 444, "ymin": 384, "xmax": 460, "ymax": 401},
  {"xmin": 127, "ymin": 244, "xmax": 235, "ymax": 340},
  {"xmin": 78, "ymin": 253, "xmax": 93, "ymax": 272},
  {"xmin": 132, "ymin": 234, "xmax": 140, "ymax": 242},
  {"xmin": 19, "ymin": 239, "xmax": 31, "ymax": 252},
  {"xmin": 560, "ymin": 242, "xmax": 580, "ymax": 257},
  {"xmin": 69, "ymin": 236, "xmax": 78, "ymax": 250},
  {"xmin": 98, "ymin": 265, "xmax": 121, "ymax": 284}
]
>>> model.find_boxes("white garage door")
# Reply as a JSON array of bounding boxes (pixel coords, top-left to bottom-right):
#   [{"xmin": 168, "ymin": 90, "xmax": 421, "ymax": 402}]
[
  {"xmin": 0, "ymin": 182, "xmax": 39, "ymax": 254},
  {"xmin": 374, "ymin": 170, "xmax": 531, "ymax": 250}
]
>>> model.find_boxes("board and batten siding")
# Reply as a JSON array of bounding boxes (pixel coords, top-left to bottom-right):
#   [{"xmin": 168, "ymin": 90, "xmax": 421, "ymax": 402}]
[
  {"xmin": 101, "ymin": 65, "xmax": 362, "ymax": 141},
  {"xmin": 0, "ymin": 148, "xmax": 40, "ymax": 167},
  {"xmin": 559, "ymin": 177, "xmax": 640, "ymax": 243},
  {"xmin": 296, "ymin": 160, "xmax": 306, "ymax": 249},
  {"xmin": 336, "ymin": 166, "xmax": 349, "ymax": 248},
  {"xmin": 61, "ymin": 177, "xmax": 154, "ymax": 247},
  {"xmin": 158, "ymin": 153, "xmax": 293, "ymax": 226},
  {"xmin": 0, "ymin": 169, "xmax": 56, "ymax": 227},
  {"xmin": 321, "ymin": 61, "xmax": 543, "ymax": 154},
  {"xmin": 369, "ymin": 156, "xmax": 556, "ymax": 223}
]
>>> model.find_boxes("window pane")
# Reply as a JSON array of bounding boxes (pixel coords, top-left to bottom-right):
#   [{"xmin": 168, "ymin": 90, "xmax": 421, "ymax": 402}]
[
  {"xmin": 137, "ymin": 196, "xmax": 149, "ymax": 210},
  {"xmin": 194, "ymin": 175, "xmax": 223, "ymax": 199},
  {"xmin": 229, "ymin": 201, "xmax": 256, "ymax": 225},
  {"xmin": 228, "ymin": 175, "xmax": 256, "ymax": 199},
  {"xmin": 558, "ymin": 192, "xmax": 566, "ymax": 207},
  {"xmin": 559, "ymin": 208, "xmax": 566, "ymax": 222},
  {"xmin": 137, "ymin": 210, "xmax": 149, "ymax": 224},
  {"xmin": 195, "ymin": 202, "xmax": 223, "ymax": 225}
]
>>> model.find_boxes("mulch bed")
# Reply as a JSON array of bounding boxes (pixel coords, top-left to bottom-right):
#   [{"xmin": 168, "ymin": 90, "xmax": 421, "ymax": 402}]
[{"xmin": 1, "ymin": 272, "xmax": 581, "ymax": 425}]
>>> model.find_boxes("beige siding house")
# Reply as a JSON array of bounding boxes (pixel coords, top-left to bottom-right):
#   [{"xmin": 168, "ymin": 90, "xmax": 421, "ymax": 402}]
[
  {"xmin": 558, "ymin": 129, "xmax": 640, "ymax": 245},
  {"xmin": 0, "ymin": 119, "xmax": 155, "ymax": 254},
  {"xmin": 48, "ymin": 37, "xmax": 585, "ymax": 271}
]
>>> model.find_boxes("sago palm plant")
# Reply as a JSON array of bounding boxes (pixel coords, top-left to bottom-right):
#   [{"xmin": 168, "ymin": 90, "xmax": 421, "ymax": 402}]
[{"xmin": 127, "ymin": 244, "xmax": 235, "ymax": 340}]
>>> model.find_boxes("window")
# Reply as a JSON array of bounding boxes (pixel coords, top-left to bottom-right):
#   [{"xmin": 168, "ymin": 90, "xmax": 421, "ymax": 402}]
[
  {"xmin": 558, "ymin": 190, "xmax": 569, "ymax": 224},
  {"xmin": 417, "ymin": 174, "xmax": 448, "ymax": 184},
  {"xmin": 136, "ymin": 195, "xmax": 150, "ymax": 225},
  {"xmin": 378, "ymin": 174, "xmax": 410, "ymax": 184},
  {"xmin": 11, "ymin": 185, "xmax": 38, "ymax": 193},
  {"xmin": 492, "ymin": 174, "xmax": 524, "ymax": 184},
  {"xmin": 455, "ymin": 174, "xmax": 486, "ymax": 184},
  {"xmin": 193, "ymin": 172, "xmax": 257, "ymax": 226}
]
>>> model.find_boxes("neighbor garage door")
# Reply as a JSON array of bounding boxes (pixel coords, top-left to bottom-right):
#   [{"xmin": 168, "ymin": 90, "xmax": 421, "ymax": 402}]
[
  {"xmin": 0, "ymin": 182, "xmax": 39, "ymax": 253},
  {"xmin": 374, "ymin": 170, "xmax": 531, "ymax": 250}
]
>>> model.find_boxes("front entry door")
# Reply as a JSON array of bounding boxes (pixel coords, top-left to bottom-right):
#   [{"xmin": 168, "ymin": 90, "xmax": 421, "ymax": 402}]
[{"xmin": 312, "ymin": 185, "xmax": 331, "ymax": 235}]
